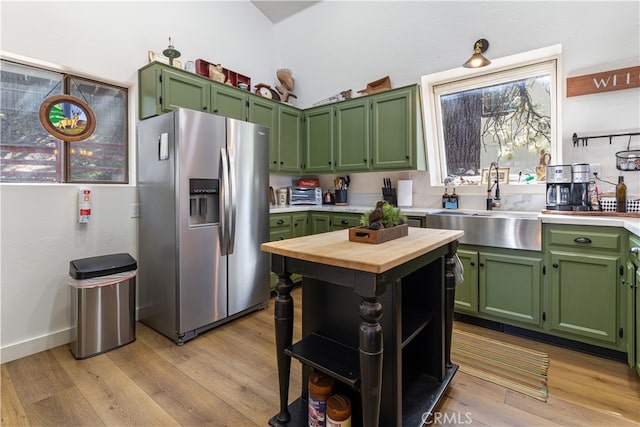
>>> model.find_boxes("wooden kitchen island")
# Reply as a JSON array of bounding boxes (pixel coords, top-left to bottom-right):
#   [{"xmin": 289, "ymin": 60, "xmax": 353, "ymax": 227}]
[{"xmin": 261, "ymin": 227, "xmax": 464, "ymax": 427}]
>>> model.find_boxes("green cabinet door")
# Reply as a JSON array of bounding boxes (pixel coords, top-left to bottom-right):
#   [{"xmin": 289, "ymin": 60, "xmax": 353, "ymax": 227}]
[
  {"xmin": 249, "ymin": 96, "xmax": 279, "ymax": 171},
  {"xmin": 292, "ymin": 213, "xmax": 308, "ymax": 237},
  {"xmin": 479, "ymin": 251, "xmax": 542, "ymax": 325},
  {"xmin": 331, "ymin": 213, "xmax": 361, "ymax": 231},
  {"xmin": 334, "ymin": 98, "xmax": 370, "ymax": 172},
  {"xmin": 636, "ymin": 267, "xmax": 640, "ymax": 375},
  {"xmin": 310, "ymin": 212, "xmax": 331, "ymax": 234},
  {"xmin": 548, "ymin": 250, "xmax": 620, "ymax": 344},
  {"xmin": 305, "ymin": 106, "xmax": 334, "ymax": 173},
  {"xmin": 211, "ymin": 84, "xmax": 247, "ymax": 121},
  {"xmin": 278, "ymin": 105, "xmax": 304, "ymax": 174},
  {"xmin": 371, "ymin": 87, "xmax": 415, "ymax": 170},
  {"xmin": 159, "ymin": 67, "xmax": 210, "ymax": 116},
  {"xmin": 454, "ymin": 248, "xmax": 479, "ymax": 314}
]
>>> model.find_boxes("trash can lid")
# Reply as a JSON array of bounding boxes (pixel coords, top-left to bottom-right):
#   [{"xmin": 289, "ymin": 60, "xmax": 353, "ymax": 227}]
[{"xmin": 69, "ymin": 253, "xmax": 137, "ymax": 280}]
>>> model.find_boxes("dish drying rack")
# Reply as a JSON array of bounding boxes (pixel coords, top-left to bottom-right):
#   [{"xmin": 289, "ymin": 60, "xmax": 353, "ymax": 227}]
[{"xmin": 572, "ymin": 130, "xmax": 640, "ymax": 171}]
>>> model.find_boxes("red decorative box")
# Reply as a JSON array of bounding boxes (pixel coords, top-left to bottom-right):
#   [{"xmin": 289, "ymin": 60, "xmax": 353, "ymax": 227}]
[{"xmin": 195, "ymin": 59, "xmax": 251, "ymax": 91}]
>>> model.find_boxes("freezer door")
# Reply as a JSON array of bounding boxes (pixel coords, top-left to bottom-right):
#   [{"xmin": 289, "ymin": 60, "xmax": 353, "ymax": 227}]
[
  {"xmin": 176, "ymin": 109, "xmax": 228, "ymax": 333},
  {"xmin": 226, "ymin": 118, "xmax": 270, "ymax": 315}
]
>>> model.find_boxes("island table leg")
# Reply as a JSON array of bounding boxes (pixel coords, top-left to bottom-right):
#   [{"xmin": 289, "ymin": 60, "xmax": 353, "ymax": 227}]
[
  {"xmin": 444, "ymin": 241, "xmax": 458, "ymax": 368},
  {"xmin": 359, "ymin": 296, "xmax": 383, "ymax": 427},
  {"xmin": 272, "ymin": 271, "xmax": 294, "ymax": 425}
]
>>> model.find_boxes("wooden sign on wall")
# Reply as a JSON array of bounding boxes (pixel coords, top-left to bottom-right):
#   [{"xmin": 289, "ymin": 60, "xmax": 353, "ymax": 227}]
[{"xmin": 566, "ymin": 65, "xmax": 640, "ymax": 97}]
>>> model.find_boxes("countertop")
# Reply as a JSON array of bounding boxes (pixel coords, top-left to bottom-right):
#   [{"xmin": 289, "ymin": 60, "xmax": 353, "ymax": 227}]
[
  {"xmin": 260, "ymin": 227, "xmax": 464, "ymax": 274},
  {"xmin": 269, "ymin": 205, "xmax": 640, "ymax": 236}
]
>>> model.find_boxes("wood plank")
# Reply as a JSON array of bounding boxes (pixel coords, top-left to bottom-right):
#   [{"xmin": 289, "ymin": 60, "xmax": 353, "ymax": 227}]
[
  {"xmin": 50, "ymin": 345, "xmax": 178, "ymax": 427},
  {"xmin": 1, "ymin": 364, "xmax": 30, "ymax": 426},
  {"xmin": 106, "ymin": 338, "xmax": 257, "ymax": 426},
  {"xmin": 261, "ymin": 227, "xmax": 463, "ymax": 273}
]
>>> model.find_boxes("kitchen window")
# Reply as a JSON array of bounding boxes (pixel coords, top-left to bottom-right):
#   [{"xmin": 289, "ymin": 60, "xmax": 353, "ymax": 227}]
[
  {"xmin": 0, "ymin": 59, "xmax": 128, "ymax": 183},
  {"xmin": 421, "ymin": 45, "xmax": 562, "ymax": 186}
]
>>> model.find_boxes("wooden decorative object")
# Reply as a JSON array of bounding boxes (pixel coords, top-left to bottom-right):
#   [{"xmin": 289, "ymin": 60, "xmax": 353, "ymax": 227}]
[
  {"xmin": 357, "ymin": 75, "xmax": 391, "ymax": 95},
  {"xmin": 195, "ymin": 59, "xmax": 251, "ymax": 90},
  {"xmin": 566, "ymin": 66, "xmax": 640, "ymax": 97},
  {"xmin": 349, "ymin": 223, "xmax": 409, "ymax": 244},
  {"xmin": 38, "ymin": 95, "xmax": 96, "ymax": 142}
]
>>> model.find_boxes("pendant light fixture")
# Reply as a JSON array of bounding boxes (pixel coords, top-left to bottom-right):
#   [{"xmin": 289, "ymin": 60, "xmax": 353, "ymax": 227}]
[{"xmin": 463, "ymin": 39, "xmax": 491, "ymax": 68}]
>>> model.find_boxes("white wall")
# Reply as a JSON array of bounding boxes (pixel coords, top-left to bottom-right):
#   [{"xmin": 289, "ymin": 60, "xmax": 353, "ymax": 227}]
[
  {"xmin": 275, "ymin": 1, "xmax": 640, "ymax": 200},
  {"xmin": 0, "ymin": 1, "xmax": 277, "ymax": 362},
  {"xmin": 1, "ymin": 1, "xmax": 639, "ymax": 362}
]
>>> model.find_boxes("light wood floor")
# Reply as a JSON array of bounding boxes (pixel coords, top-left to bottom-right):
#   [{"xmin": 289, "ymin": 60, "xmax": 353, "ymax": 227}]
[{"xmin": 2, "ymin": 286, "xmax": 639, "ymax": 426}]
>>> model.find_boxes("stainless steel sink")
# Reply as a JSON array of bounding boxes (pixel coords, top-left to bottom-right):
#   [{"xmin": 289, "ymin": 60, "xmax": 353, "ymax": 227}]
[{"xmin": 426, "ymin": 210, "xmax": 542, "ymax": 251}]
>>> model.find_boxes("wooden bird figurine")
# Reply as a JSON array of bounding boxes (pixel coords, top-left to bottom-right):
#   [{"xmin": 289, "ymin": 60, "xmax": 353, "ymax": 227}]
[{"xmin": 368, "ymin": 201, "xmax": 386, "ymax": 227}]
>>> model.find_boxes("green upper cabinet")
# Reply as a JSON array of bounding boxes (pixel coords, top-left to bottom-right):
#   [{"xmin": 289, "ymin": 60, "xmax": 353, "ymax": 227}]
[
  {"xmin": 249, "ymin": 96, "xmax": 279, "ymax": 171},
  {"xmin": 211, "ymin": 84, "xmax": 247, "ymax": 121},
  {"xmin": 371, "ymin": 87, "xmax": 415, "ymax": 170},
  {"xmin": 304, "ymin": 105, "xmax": 334, "ymax": 173},
  {"xmin": 334, "ymin": 98, "xmax": 371, "ymax": 172},
  {"xmin": 278, "ymin": 105, "xmax": 304, "ymax": 174},
  {"xmin": 334, "ymin": 85, "xmax": 425, "ymax": 173},
  {"xmin": 139, "ymin": 63, "xmax": 210, "ymax": 119}
]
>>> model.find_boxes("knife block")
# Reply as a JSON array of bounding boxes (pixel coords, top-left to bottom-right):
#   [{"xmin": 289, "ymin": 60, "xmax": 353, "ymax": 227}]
[{"xmin": 382, "ymin": 188, "xmax": 397, "ymax": 207}]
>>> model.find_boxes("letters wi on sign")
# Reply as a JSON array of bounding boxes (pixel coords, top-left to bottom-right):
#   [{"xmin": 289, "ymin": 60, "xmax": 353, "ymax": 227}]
[{"xmin": 566, "ymin": 66, "xmax": 640, "ymax": 97}]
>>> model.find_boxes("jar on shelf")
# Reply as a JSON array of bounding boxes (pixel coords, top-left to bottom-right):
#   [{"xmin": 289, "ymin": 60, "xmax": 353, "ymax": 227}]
[
  {"xmin": 309, "ymin": 372, "xmax": 334, "ymax": 427},
  {"xmin": 327, "ymin": 394, "xmax": 351, "ymax": 427}
]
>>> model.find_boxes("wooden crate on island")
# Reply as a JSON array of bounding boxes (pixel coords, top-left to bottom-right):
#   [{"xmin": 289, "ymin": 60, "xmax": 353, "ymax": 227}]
[{"xmin": 349, "ymin": 223, "xmax": 409, "ymax": 244}]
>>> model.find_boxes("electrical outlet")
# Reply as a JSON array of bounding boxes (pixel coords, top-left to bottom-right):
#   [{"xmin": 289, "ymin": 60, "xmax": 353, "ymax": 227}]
[
  {"xmin": 591, "ymin": 164, "xmax": 601, "ymax": 177},
  {"xmin": 130, "ymin": 203, "xmax": 140, "ymax": 218}
]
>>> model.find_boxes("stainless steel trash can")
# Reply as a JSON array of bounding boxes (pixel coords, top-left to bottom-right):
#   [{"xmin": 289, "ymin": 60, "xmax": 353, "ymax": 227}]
[{"xmin": 69, "ymin": 253, "xmax": 137, "ymax": 359}]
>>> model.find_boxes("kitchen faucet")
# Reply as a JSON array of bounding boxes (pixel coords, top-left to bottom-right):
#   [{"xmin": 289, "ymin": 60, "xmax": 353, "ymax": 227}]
[{"xmin": 486, "ymin": 161, "xmax": 501, "ymax": 210}]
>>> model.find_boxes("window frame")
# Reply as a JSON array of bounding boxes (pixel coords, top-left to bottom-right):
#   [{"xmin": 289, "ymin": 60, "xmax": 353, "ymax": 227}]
[
  {"xmin": 420, "ymin": 45, "xmax": 563, "ymax": 187},
  {"xmin": 0, "ymin": 56, "xmax": 130, "ymax": 184}
]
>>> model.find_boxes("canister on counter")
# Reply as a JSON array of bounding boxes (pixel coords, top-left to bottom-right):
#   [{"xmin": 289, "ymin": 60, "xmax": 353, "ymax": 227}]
[
  {"xmin": 588, "ymin": 180, "xmax": 600, "ymax": 211},
  {"xmin": 309, "ymin": 372, "xmax": 334, "ymax": 427},
  {"xmin": 327, "ymin": 394, "xmax": 351, "ymax": 427}
]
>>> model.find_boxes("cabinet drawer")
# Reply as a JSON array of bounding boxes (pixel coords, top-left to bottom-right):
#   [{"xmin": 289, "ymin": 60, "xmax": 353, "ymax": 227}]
[
  {"xmin": 547, "ymin": 228, "xmax": 621, "ymax": 251},
  {"xmin": 270, "ymin": 229, "xmax": 291, "ymax": 241},
  {"xmin": 332, "ymin": 214, "xmax": 361, "ymax": 228},
  {"xmin": 270, "ymin": 215, "xmax": 292, "ymax": 228}
]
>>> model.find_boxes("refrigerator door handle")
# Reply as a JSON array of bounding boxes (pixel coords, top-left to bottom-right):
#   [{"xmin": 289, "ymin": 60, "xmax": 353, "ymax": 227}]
[
  {"xmin": 220, "ymin": 147, "xmax": 231, "ymax": 255},
  {"xmin": 227, "ymin": 146, "xmax": 237, "ymax": 255}
]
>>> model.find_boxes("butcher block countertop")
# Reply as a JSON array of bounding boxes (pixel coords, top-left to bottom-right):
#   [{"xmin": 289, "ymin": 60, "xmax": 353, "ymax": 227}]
[{"xmin": 260, "ymin": 227, "xmax": 464, "ymax": 274}]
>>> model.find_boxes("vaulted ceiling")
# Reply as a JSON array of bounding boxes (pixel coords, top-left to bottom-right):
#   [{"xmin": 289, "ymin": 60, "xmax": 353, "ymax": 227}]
[{"xmin": 250, "ymin": 1, "xmax": 320, "ymax": 23}]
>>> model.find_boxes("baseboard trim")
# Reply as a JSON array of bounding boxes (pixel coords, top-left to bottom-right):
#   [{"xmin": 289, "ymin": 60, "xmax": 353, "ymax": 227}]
[{"xmin": 1, "ymin": 327, "xmax": 72, "ymax": 364}]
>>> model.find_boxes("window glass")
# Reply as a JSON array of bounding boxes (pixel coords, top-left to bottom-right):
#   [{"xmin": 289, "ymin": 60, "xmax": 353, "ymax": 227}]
[
  {"xmin": 421, "ymin": 47, "xmax": 561, "ymax": 186},
  {"xmin": 0, "ymin": 61, "xmax": 63, "ymax": 182},
  {"xmin": 68, "ymin": 78, "xmax": 128, "ymax": 182},
  {"xmin": 0, "ymin": 59, "xmax": 128, "ymax": 183}
]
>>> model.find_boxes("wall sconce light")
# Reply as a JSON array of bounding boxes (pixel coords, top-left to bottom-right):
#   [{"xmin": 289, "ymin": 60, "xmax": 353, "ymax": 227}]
[{"xmin": 463, "ymin": 39, "xmax": 491, "ymax": 68}]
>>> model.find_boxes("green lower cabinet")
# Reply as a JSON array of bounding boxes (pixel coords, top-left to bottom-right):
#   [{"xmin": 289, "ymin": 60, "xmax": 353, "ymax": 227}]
[
  {"xmin": 269, "ymin": 213, "xmax": 306, "ymax": 290},
  {"xmin": 310, "ymin": 212, "xmax": 331, "ymax": 234},
  {"xmin": 292, "ymin": 213, "xmax": 308, "ymax": 237},
  {"xmin": 331, "ymin": 213, "xmax": 361, "ymax": 231},
  {"xmin": 548, "ymin": 250, "xmax": 620, "ymax": 344},
  {"xmin": 454, "ymin": 249, "xmax": 479, "ymax": 315},
  {"xmin": 478, "ymin": 251, "xmax": 542, "ymax": 326}
]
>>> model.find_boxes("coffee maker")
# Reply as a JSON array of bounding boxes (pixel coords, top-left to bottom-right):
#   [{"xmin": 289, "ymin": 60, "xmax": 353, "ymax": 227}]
[
  {"xmin": 571, "ymin": 163, "xmax": 590, "ymax": 211},
  {"xmin": 546, "ymin": 165, "xmax": 572, "ymax": 211}
]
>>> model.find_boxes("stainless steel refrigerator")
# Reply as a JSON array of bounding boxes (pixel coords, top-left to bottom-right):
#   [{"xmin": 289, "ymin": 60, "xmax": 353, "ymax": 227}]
[{"xmin": 137, "ymin": 108, "xmax": 270, "ymax": 344}]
